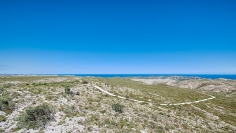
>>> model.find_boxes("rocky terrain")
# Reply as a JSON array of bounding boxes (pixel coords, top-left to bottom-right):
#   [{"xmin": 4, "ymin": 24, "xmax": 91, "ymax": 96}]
[
  {"xmin": 0, "ymin": 76, "xmax": 236, "ymax": 133},
  {"xmin": 132, "ymin": 77, "xmax": 236, "ymax": 93}
]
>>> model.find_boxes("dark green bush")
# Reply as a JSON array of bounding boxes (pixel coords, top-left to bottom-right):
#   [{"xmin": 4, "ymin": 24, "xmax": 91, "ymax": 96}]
[
  {"xmin": 0, "ymin": 86, "xmax": 4, "ymax": 94},
  {"xmin": 82, "ymin": 80, "xmax": 88, "ymax": 84},
  {"xmin": 0, "ymin": 115, "xmax": 7, "ymax": 122},
  {"xmin": 112, "ymin": 103, "xmax": 124, "ymax": 113},
  {"xmin": 3, "ymin": 83, "xmax": 12, "ymax": 88},
  {"xmin": 65, "ymin": 86, "xmax": 71, "ymax": 94},
  {"xmin": 0, "ymin": 96, "xmax": 15, "ymax": 114},
  {"xmin": 17, "ymin": 104, "xmax": 54, "ymax": 129}
]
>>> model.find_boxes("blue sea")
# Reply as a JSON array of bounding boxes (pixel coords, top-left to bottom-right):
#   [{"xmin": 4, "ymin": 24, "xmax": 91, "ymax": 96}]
[{"xmin": 58, "ymin": 74, "xmax": 236, "ymax": 80}]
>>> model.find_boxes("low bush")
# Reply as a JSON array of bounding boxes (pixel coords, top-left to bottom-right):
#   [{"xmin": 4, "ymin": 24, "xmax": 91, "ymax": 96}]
[
  {"xmin": 3, "ymin": 84, "xmax": 12, "ymax": 88},
  {"xmin": 64, "ymin": 86, "xmax": 80, "ymax": 96},
  {"xmin": 82, "ymin": 80, "xmax": 88, "ymax": 84},
  {"xmin": 17, "ymin": 104, "xmax": 54, "ymax": 129},
  {"xmin": 0, "ymin": 128, "xmax": 4, "ymax": 133},
  {"xmin": 10, "ymin": 91, "xmax": 20, "ymax": 98},
  {"xmin": 65, "ymin": 86, "xmax": 71, "ymax": 94},
  {"xmin": 0, "ymin": 86, "xmax": 4, "ymax": 94},
  {"xmin": 63, "ymin": 105, "xmax": 78, "ymax": 117},
  {"xmin": 0, "ymin": 115, "xmax": 7, "ymax": 122},
  {"xmin": 0, "ymin": 96, "xmax": 15, "ymax": 114},
  {"xmin": 112, "ymin": 103, "xmax": 124, "ymax": 113}
]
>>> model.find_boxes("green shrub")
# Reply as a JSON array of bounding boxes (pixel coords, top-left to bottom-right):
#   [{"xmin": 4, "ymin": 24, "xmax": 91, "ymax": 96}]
[
  {"xmin": 0, "ymin": 128, "xmax": 5, "ymax": 133},
  {"xmin": 0, "ymin": 96, "xmax": 15, "ymax": 114},
  {"xmin": 3, "ymin": 84, "xmax": 12, "ymax": 88},
  {"xmin": 0, "ymin": 115, "xmax": 7, "ymax": 122},
  {"xmin": 65, "ymin": 86, "xmax": 71, "ymax": 94},
  {"xmin": 0, "ymin": 87, "xmax": 4, "ymax": 94},
  {"xmin": 17, "ymin": 104, "xmax": 54, "ymax": 129},
  {"xmin": 100, "ymin": 110, "xmax": 106, "ymax": 114},
  {"xmin": 82, "ymin": 80, "xmax": 88, "ymax": 84},
  {"xmin": 112, "ymin": 103, "xmax": 124, "ymax": 113},
  {"xmin": 11, "ymin": 127, "xmax": 21, "ymax": 132},
  {"xmin": 63, "ymin": 105, "xmax": 79, "ymax": 117},
  {"xmin": 10, "ymin": 91, "xmax": 20, "ymax": 98}
]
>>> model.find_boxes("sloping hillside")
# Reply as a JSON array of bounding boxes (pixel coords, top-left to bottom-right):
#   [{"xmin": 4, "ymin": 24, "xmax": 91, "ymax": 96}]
[{"xmin": 0, "ymin": 76, "xmax": 235, "ymax": 132}]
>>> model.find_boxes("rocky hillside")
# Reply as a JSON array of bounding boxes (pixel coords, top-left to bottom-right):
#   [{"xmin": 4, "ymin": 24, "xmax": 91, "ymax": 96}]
[
  {"xmin": 132, "ymin": 77, "xmax": 236, "ymax": 93},
  {"xmin": 0, "ymin": 76, "xmax": 236, "ymax": 132}
]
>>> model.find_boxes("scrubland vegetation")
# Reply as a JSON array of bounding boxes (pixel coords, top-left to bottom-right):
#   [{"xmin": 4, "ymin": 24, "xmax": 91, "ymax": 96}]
[{"xmin": 0, "ymin": 76, "xmax": 235, "ymax": 132}]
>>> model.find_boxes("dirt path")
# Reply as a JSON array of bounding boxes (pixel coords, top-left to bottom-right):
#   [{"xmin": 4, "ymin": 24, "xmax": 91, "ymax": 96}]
[
  {"xmin": 93, "ymin": 85, "xmax": 216, "ymax": 106},
  {"xmin": 94, "ymin": 85, "xmax": 144, "ymax": 103}
]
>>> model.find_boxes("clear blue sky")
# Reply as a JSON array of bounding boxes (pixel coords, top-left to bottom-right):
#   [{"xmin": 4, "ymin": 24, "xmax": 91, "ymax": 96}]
[{"xmin": 0, "ymin": 0, "xmax": 236, "ymax": 74}]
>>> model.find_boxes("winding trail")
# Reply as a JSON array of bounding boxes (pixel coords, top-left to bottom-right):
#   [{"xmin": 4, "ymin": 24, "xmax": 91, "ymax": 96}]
[{"xmin": 93, "ymin": 85, "xmax": 216, "ymax": 106}]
